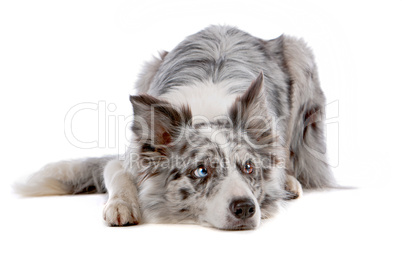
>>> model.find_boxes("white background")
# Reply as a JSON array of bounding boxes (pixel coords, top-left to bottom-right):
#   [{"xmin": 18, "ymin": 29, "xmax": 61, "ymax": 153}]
[{"xmin": 1, "ymin": 0, "xmax": 401, "ymax": 267}]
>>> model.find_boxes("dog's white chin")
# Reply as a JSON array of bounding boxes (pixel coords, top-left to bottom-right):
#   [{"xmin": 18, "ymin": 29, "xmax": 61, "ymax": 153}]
[
  {"xmin": 201, "ymin": 216, "xmax": 260, "ymax": 230},
  {"xmin": 222, "ymin": 219, "xmax": 260, "ymax": 230}
]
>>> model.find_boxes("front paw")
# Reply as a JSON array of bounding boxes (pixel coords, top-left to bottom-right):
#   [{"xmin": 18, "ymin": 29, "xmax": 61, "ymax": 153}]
[
  {"xmin": 103, "ymin": 199, "xmax": 141, "ymax": 226},
  {"xmin": 285, "ymin": 175, "xmax": 303, "ymax": 200}
]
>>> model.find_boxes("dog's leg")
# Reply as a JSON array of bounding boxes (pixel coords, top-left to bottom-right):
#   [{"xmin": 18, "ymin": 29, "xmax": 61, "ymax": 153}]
[
  {"xmin": 103, "ymin": 160, "xmax": 141, "ymax": 226},
  {"xmin": 284, "ymin": 174, "xmax": 303, "ymax": 200}
]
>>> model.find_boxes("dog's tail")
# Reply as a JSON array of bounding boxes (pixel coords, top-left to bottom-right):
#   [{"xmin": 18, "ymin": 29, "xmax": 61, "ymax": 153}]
[{"xmin": 14, "ymin": 156, "xmax": 115, "ymax": 196}]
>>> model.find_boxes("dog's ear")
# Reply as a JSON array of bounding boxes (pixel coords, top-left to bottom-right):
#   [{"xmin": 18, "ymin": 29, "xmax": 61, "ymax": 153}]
[
  {"xmin": 130, "ymin": 94, "xmax": 192, "ymax": 148},
  {"xmin": 229, "ymin": 72, "xmax": 267, "ymax": 125},
  {"xmin": 229, "ymin": 72, "xmax": 276, "ymax": 146}
]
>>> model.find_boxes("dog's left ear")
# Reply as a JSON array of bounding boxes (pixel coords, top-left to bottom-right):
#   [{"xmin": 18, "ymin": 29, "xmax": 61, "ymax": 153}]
[
  {"xmin": 229, "ymin": 72, "xmax": 275, "ymax": 145},
  {"xmin": 229, "ymin": 72, "xmax": 267, "ymax": 124}
]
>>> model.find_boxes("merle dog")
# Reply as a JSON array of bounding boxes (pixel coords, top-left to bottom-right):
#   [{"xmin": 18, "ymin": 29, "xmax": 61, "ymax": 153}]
[{"xmin": 16, "ymin": 26, "xmax": 335, "ymax": 230}]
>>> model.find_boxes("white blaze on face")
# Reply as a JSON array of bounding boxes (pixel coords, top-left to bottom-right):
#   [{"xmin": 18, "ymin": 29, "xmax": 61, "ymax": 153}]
[
  {"xmin": 211, "ymin": 128, "xmax": 232, "ymax": 147},
  {"xmin": 191, "ymin": 122, "xmax": 261, "ymax": 229},
  {"xmin": 202, "ymin": 167, "xmax": 261, "ymax": 229},
  {"xmin": 162, "ymin": 81, "xmax": 261, "ymax": 229}
]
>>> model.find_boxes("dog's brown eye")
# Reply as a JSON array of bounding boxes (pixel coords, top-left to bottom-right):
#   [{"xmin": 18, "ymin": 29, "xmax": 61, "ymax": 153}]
[{"xmin": 242, "ymin": 162, "xmax": 254, "ymax": 174}]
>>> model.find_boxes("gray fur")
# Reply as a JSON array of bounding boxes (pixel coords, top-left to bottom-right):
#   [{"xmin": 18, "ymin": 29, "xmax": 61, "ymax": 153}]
[
  {"xmin": 147, "ymin": 27, "xmax": 290, "ymax": 120},
  {"xmin": 135, "ymin": 51, "xmax": 168, "ymax": 94},
  {"xmin": 14, "ymin": 156, "xmax": 114, "ymax": 196},
  {"xmin": 129, "ymin": 86, "xmax": 286, "ymax": 224},
  {"xmin": 143, "ymin": 25, "xmax": 334, "ymax": 189},
  {"xmin": 15, "ymin": 25, "xmax": 335, "ymax": 230}
]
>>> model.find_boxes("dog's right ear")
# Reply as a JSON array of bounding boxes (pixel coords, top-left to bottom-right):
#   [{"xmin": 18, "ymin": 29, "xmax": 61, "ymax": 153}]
[{"xmin": 129, "ymin": 94, "xmax": 192, "ymax": 148}]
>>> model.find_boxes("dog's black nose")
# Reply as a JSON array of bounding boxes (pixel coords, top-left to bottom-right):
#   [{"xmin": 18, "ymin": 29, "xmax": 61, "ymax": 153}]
[{"xmin": 230, "ymin": 198, "xmax": 256, "ymax": 219}]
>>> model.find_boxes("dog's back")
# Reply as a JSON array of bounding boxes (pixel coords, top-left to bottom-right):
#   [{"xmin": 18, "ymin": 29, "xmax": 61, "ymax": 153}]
[{"xmin": 137, "ymin": 25, "xmax": 334, "ymax": 189}]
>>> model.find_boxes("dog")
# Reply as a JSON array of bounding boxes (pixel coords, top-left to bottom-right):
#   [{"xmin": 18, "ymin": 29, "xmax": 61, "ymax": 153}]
[{"xmin": 15, "ymin": 25, "xmax": 335, "ymax": 230}]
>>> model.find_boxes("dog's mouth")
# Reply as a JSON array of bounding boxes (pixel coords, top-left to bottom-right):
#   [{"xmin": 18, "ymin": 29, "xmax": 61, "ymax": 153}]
[
  {"xmin": 220, "ymin": 224, "xmax": 256, "ymax": 231},
  {"xmin": 219, "ymin": 219, "xmax": 258, "ymax": 231}
]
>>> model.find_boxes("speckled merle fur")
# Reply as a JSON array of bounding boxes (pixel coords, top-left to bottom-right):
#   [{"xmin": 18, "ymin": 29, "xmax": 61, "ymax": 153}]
[
  {"xmin": 17, "ymin": 25, "xmax": 335, "ymax": 230},
  {"xmin": 147, "ymin": 27, "xmax": 290, "ymax": 120},
  {"xmin": 126, "ymin": 26, "xmax": 335, "ymax": 227},
  {"xmin": 129, "ymin": 108, "xmax": 283, "ymax": 223}
]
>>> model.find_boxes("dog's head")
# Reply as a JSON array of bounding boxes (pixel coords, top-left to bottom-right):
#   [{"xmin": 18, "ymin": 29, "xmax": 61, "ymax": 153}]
[{"xmin": 128, "ymin": 73, "xmax": 287, "ymax": 230}]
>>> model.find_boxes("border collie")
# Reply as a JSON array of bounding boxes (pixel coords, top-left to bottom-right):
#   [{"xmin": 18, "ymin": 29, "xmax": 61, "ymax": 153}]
[{"xmin": 15, "ymin": 25, "xmax": 335, "ymax": 230}]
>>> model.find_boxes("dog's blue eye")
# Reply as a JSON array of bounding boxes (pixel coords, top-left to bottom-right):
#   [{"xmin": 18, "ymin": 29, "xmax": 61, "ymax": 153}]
[{"xmin": 193, "ymin": 166, "xmax": 208, "ymax": 178}]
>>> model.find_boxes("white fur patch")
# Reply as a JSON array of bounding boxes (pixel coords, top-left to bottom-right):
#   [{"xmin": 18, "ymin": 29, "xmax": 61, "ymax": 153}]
[
  {"xmin": 160, "ymin": 80, "xmax": 242, "ymax": 123},
  {"xmin": 202, "ymin": 174, "xmax": 261, "ymax": 229},
  {"xmin": 103, "ymin": 160, "xmax": 141, "ymax": 225},
  {"xmin": 13, "ymin": 160, "xmax": 85, "ymax": 196}
]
